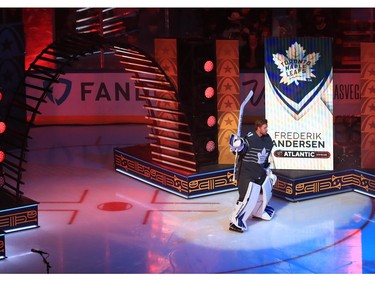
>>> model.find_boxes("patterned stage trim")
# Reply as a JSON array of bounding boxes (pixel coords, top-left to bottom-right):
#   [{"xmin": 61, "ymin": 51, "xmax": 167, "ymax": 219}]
[
  {"xmin": 114, "ymin": 144, "xmax": 236, "ymax": 199},
  {"xmin": 115, "ymin": 144, "xmax": 375, "ymax": 200},
  {"xmin": 273, "ymin": 169, "xmax": 375, "ymax": 201},
  {"xmin": 0, "ymin": 230, "xmax": 5, "ymax": 259},
  {"xmin": 0, "ymin": 189, "xmax": 39, "ymax": 233}
]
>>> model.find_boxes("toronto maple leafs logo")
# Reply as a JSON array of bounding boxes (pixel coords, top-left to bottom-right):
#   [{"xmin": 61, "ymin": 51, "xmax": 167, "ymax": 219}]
[
  {"xmin": 273, "ymin": 42, "xmax": 320, "ymax": 86},
  {"xmin": 265, "ymin": 37, "xmax": 333, "ymax": 120}
]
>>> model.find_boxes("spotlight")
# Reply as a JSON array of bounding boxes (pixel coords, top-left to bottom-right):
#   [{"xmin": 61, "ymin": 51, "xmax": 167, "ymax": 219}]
[
  {"xmin": 204, "ymin": 60, "xmax": 214, "ymax": 72},
  {"xmin": 0, "ymin": 122, "xmax": 6, "ymax": 134}
]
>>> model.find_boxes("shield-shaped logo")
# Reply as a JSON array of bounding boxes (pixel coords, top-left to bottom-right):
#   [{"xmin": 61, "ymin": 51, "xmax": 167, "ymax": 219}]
[
  {"xmin": 265, "ymin": 38, "xmax": 332, "ymax": 120},
  {"xmin": 44, "ymin": 78, "xmax": 71, "ymax": 105}
]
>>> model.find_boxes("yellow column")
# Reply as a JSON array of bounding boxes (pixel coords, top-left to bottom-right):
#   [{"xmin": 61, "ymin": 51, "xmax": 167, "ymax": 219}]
[
  {"xmin": 216, "ymin": 40, "xmax": 240, "ymax": 164},
  {"xmin": 360, "ymin": 42, "xmax": 375, "ymax": 169}
]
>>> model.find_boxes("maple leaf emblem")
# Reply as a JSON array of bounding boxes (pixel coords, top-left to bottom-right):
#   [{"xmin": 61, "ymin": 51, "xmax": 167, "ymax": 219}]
[
  {"xmin": 273, "ymin": 42, "xmax": 320, "ymax": 86},
  {"xmin": 257, "ymin": 148, "xmax": 268, "ymax": 164}
]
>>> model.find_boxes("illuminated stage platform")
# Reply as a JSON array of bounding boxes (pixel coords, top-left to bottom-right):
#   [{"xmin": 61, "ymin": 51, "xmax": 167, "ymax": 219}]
[
  {"xmin": 114, "ymin": 143, "xmax": 375, "ymax": 201},
  {"xmin": 0, "ymin": 230, "xmax": 5, "ymax": 260},
  {"xmin": 0, "ymin": 189, "xmax": 40, "ymax": 259},
  {"xmin": 114, "ymin": 144, "xmax": 236, "ymax": 199},
  {"xmin": 0, "ymin": 189, "xmax": 39, "ymax": 233},
  {"xmin": 272, "ymin": 168, "xmax": 375, "ymax": 201}
]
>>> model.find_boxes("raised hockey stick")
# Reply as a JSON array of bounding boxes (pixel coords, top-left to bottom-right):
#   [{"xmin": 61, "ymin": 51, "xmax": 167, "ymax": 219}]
[{"xmin": 233, "ymin": 90, "xmax": 254, "ymax": 183}]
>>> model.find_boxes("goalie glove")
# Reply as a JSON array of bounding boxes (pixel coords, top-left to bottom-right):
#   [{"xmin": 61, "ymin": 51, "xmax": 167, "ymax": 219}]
[
  {"xmin": 229, "ymin": 133, "xmax": 244, "ymax": 153},
  {"xmin": 265, "ymin": 167, "xmax": 277, "ymax": 186}
]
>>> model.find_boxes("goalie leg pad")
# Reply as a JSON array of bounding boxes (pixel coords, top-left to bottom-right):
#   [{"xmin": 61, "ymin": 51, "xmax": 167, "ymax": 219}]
[
  {"xmin": 252, "ymin": 176, "xmax": 275, "ymax": 220},
  {"xmin": 230, "ymin": 181, "xmax": 261, "ymax": 230}
]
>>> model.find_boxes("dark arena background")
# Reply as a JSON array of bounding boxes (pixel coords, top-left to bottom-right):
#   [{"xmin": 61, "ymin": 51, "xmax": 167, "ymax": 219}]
[{"xmin": 1, "ymin": 6, "xmax": 375, "ymax": 275}]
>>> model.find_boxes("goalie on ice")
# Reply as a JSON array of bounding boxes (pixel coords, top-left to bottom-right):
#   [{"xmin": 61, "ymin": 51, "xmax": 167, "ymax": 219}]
[{"xmin": 229, "ymin": 118, "xmax": 277, "ymax": 233}]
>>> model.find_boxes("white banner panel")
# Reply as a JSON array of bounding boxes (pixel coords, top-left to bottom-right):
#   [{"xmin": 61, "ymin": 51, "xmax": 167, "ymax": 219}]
[
  {"xmin": 26, "ymin": 71, "xmax": 358, "ymax": 125},
  {"xmin": 26, "ymin": 72, "xmax": 147, "ymax": 124},
  {"xmin": 264, "ymin": 38, "xmax": 334, "ymax": 170}
]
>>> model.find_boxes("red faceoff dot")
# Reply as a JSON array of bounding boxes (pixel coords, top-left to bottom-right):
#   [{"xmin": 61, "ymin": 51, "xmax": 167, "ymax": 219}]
[{"xmin": 97, "ymin": 202, "xmax": 133, "ymax": 211}]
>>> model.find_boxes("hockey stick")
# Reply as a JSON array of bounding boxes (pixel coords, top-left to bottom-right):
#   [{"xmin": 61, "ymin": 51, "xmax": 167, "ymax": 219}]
[{"xmin": 233, "ymin": 90, "xmax": 254, "ymax": 183}]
